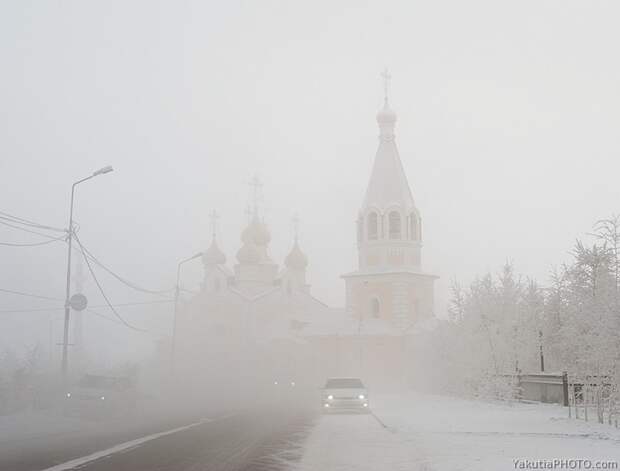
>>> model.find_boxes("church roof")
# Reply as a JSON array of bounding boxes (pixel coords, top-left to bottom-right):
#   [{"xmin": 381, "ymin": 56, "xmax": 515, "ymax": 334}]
[
  {"xmin": 284, "ymin": 239, "xmax": 308, "ymax": 270},
  {"xmin": 362, "ymin": 101, "xmax": 416, "ymax": 213},
  {"xmin": 203, "ymin": 238, "xmax": 226, "ymax": 265}
]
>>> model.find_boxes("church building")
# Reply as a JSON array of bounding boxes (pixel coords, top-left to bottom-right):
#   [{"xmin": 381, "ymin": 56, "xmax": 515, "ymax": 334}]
[{"xmin": 173, "ymin": 73, "xmax": 437, "ymax": 392}]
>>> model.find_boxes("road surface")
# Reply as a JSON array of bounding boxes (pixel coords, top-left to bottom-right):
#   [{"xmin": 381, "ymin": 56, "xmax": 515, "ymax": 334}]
[{"xmin": 0, "ymin": 406, "xmax": 313, "ymax": 471}]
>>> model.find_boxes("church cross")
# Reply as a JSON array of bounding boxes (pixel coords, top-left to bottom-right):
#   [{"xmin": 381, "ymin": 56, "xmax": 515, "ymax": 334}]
[
  {"xmin": 248, "ymin": 174, "xmax": 263, "ymax": 216},
  {"xmin": 381, "ymin": 67, "xmax": 392, "ymax": 105},
  {"xmin": 244, "ymin": 205, "xmax": 252, "ymax": 223},
  {"xmin": 209, "ymin": 210, "xmax": 219, "ymax": 238},
  {"xmin": 292, "ymin": 213, "xmax": 300, "ymax": 241}
]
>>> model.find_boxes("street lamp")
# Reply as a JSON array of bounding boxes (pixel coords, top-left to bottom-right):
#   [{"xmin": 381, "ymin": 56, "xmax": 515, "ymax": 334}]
[
  {"xmin": 61, "ymin": 166, "xmax": 114, "ymax": 377},
  {"xmin": 170, "ymin": 252, "xmax": 203, "ymax": 372}
]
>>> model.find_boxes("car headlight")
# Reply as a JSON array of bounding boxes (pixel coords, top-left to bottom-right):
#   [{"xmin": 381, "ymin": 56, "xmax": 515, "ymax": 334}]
[
  {"xmin": 358, "ymin": 394, "xmax": 365, "ymax": 400},
  {"xmin": 66, "ymin": 392, "xmax": 71, "ymax": 398},
  {"xmin": 100, "ymin": 396, "xmax": 105, "ymax": 401},
  {"xmin": 327, "ymin": 394, "xmax": 334, "ymax": 400}
]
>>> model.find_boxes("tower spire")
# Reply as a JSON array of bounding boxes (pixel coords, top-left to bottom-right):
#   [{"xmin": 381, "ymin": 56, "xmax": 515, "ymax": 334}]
[
  {"xmin": 292, "ymin": 213, "xmax": 300, "ymax": 242},
  {"xmin": 209, "ymin": 209, "xmax": 219, "ymax": 240},
  {"xmin": 381, "ymin": 67, "xmax": 392, "ymax": 107},
  {"xmin": 248, "ymin": 174, "xmax": 263, "ymax": 218}
]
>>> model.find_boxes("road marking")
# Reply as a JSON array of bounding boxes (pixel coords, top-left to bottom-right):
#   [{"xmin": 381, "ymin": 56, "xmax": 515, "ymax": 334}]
[{"xmin": 40, "ymin": 415, "xmax": 236, "ymax": 471}]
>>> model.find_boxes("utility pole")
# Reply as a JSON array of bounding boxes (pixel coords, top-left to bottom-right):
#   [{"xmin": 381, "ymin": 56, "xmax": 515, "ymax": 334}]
[
  {"xmin": 539, "ymin": 329, "xmax": 545, "ymax": 372},
  {"xmin": 61, "ymin": 166, "xmax": 113, "ymax": 378},
  {"xmin": 170, "ymin": 252, "xmax": 203, "ymax": 373}
]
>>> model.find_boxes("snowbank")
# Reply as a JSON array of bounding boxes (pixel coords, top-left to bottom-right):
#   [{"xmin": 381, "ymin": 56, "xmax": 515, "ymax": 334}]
[{"xmin": 297, "ymin": 393, "xmax": 620, "ymax": 471}]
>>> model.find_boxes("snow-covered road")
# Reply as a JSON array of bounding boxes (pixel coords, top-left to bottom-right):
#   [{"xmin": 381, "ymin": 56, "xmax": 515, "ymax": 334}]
[{"xmin": 297, "ymin": 393, "xmax": 620, "ymax": 471}]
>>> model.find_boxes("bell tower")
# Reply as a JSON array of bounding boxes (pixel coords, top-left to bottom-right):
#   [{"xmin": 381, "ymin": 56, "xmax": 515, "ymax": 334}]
[{"xmin": 343, "ymin": 71, "xmax": 437, "ymax": 329}]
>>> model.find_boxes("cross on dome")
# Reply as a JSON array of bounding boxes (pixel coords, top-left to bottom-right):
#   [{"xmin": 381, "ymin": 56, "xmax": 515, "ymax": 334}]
[
  {"xmin": 381, "ymin": 67, "xmax": 392, "ymax": 106},
  {"xmin": 248, "ymin": 174, "xmax": 263, "ymax": 217},
  {"xmin": 209, "ymin": 209, "xmax": 219, "ymax": 238},
  {"xmin": 292, "ymin": 213, "xmax": 300, "ymax": 241}
]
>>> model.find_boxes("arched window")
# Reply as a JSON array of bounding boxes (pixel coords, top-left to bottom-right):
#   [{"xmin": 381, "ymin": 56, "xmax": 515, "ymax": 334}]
[
  {"xmin": 367, "ymin": 212, "xmax": 378, "ymax": 240},
  {"xmin": 389, "ymin": 211, "xmax": 401, "ymax": 239},
  {"xmin": 370, "ymin": 298, "xmax": 380, "ymax": 318},
  {"xmin": 410, "ymin": 214, "xmax": 418, "ymax": 240}
]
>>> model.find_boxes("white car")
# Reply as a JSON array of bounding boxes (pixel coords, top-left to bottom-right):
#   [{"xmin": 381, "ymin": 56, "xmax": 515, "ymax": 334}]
[{"xmin": 321, "ymin": 377, "xmax": 369, "ymax": 413}]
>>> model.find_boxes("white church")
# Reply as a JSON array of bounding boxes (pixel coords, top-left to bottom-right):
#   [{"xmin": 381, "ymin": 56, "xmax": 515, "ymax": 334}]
[{"xmin": 174, "ymin": 75, "xmax": 437, "ymax": 390}]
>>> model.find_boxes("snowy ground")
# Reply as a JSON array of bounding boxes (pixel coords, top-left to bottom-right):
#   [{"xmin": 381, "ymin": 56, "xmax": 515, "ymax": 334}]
[{"xmin": 296, "ymin": 393, "xmax": 620, "ymax": 471}]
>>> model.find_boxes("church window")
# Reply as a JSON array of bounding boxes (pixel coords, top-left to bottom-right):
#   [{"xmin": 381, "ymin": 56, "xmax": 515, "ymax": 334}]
[
  {"xmin": 389, "ymin": 211, "xmax": 401, "ymax": 239},
  {"xmin": 410, "ymin": 214, "xmax": 418, "ymax": 240},
  {"xmin": 370, "ymin": 297, "xmax": 380, "ymax": 318},
  {"xmin": 367, "ymin": 212, "xmax": 378, "ymax": 240}
]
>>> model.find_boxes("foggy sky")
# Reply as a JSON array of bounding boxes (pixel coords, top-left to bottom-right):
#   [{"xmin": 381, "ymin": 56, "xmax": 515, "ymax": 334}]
[{"xmin": 2, "ymin": 0, "xmax": 620, "ymax": 359}]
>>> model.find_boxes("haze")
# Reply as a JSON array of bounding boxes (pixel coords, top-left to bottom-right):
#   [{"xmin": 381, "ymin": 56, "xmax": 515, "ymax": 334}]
[{"xmin": 2, "ymin": 3, "xmax": 620, "ymax": 470}]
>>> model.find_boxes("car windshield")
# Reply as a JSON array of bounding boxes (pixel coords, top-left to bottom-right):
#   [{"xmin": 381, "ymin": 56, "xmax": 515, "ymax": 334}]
[{"xmin": 325, "ymin": 378, "xmax": 364, "ymax": 389}]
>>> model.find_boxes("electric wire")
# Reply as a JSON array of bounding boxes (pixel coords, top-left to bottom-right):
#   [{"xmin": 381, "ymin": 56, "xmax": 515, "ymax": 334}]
[
  {"xmin": 0, "ymin": 237, "xmax": 65, "ymax": 247},
  {"xmin": 0, "ymin": 219, "xmax": 67, "ymax": 241},
  {"xmin": 0, "ymin": 300, "xmax": 173, "ymax": 314},
  {"xmin": 0, "ymin": 213, "xmax": 65, "ymax": 233},
  {"xmin": 77, "ymin": 240, "xmax": 173, "ymax": 296},
  {"xmin": 73, "ymin": 232, "xmax": 146, "ymax": 332},
  {"xmin": 0, "ymin": 287, "xmax": 63, "ymax": 301},
  {"xmin": 0, "ymin": 210, "xmax": 61, "ymax": 227}
]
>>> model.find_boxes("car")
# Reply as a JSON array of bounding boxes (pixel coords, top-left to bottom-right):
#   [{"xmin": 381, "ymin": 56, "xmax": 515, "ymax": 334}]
[
  {"xmin": 321, "ymin": 377, "xmax": 370, "ymax": 413},
  {"xmin": 63, "ymin": 374, "xmax": 137, "ymax": 418}
]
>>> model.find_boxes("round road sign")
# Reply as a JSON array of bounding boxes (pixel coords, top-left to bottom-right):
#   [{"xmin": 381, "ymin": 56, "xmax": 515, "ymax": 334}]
[{"xmin": 69, "ymin": 293, "xmax": 88, "ymax": 311}]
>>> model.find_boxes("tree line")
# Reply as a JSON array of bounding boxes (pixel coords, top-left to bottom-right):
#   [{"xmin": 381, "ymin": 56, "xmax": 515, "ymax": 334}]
[{"xmin": 433, "ymin": 215, "xmax": 620, "ymax": 422}]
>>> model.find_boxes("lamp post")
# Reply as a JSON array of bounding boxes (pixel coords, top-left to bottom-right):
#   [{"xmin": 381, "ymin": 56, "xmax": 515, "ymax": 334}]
[
  {"xmin": 61, "ymin": 166, "xmax": 114, "ymax": 377},
  {"xmin": 170, "ymin": 252, "xmax": 203, "ymax": 372}
]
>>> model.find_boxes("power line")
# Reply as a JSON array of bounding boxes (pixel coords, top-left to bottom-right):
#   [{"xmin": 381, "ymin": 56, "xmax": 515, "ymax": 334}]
[
  {"xmin": 0, "ymin": 210, "xmax": 63, "ymax": 229},
  {"xmin": 0, "ymin": 213, "xmax": 65, "ymax": 233},
  {"xmin": 0, "ymin": 237, "xmax": 65, "ymax": 247},
  {"xmin": 0, "ymin": 287, "xmax": 63, "ymax": 301},
  {"xmin": 0, "ymin": 219, "xmax": 66, "ymax": 241},
  {"xmin": 73, "ymin": 232, "xmax": 145, "ymax": 332},
  {"xmin": 0, "ymin": 307, "xmax": 64, "ymax": 313},
  {"xmin": 77, "ymin": 239, "xmax": 173, "ymax": 297},
  {"xmin": 86, "ymin": 307, "xmax": 132, "ymax": 327},
  {"xmin": 0, "ymin": 299, "xmax": 173, "ymax": 314}
]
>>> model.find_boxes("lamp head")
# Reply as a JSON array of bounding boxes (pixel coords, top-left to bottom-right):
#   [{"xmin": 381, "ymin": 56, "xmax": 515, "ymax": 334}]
[{"xmin": 93, "ymin": 165, "xmax": 113, "ymax": 176}]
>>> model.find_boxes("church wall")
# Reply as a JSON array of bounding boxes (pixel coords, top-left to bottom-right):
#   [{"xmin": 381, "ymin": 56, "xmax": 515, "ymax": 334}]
[
  {"xmin": 347, "ymin": 279, "xmax": 395, "ymax": 323},
  {"xmin": 406, "ymin": 276, "xmax": 435, "ymax": 320},
  {"xmin": 307, "ymin": 334, "xmax": 409, "ymax": 391}
]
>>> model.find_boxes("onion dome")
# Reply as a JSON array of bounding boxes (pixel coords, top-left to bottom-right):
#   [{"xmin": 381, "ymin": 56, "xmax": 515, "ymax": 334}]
[
  {"xmin": 376, "ymin": 102, "xmax": 397, "ymax": 125},
  {"xmin": 253, "ymin": 220, "xmax": 271, "ymax": 246},
  {"xmin": 203, "ymin": 239, "xmax": 226, "ymax": 266},
  {"xmin": 240, "ymin": 215, "xmax": 271, "ymax": 246},
  {"xmin": 285, "ymin": 240, "xmax": 308, "ymax": 270},
  {"xmin": 236, "ymin": 241, "xmax": 260, "ymax": 264}
]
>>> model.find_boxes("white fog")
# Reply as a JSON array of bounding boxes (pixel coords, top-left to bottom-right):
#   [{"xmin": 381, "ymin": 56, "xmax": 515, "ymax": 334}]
[{"xmin": 1, "ymin": 1, "xmax": 620, "ymax": 470}]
